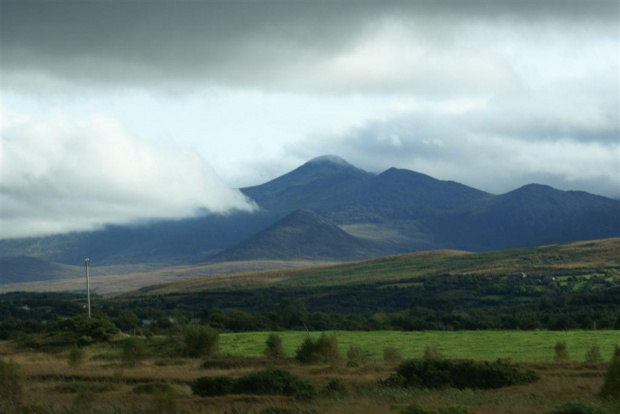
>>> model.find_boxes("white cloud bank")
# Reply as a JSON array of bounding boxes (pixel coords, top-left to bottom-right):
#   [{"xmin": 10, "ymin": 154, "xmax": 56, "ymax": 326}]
[{"xmin": 0, "ymin": 110, "xmax": 255, "ymax": 239}]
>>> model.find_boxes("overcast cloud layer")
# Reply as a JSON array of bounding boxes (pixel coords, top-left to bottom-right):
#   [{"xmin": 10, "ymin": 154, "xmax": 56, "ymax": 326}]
[{"xmin": 1, "ymin": 0, "xmax": 619, "ymax": 238}]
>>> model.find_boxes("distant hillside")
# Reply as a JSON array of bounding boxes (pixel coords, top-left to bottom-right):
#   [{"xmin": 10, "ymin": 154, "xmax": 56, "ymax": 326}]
[
  {"xmin": 207, "ymin": 209, "xmax": 387, "ymax": 262},
  {"xmin": 0, "ymin": 256, "xmax": 82, "ymax": 284},
  {"xmin": 134, "ymin": 238, "xmax": 620, "ymax": 295}
]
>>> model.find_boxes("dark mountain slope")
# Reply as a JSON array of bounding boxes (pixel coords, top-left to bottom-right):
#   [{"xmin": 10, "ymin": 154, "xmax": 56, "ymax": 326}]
[
  {"xmin": 207, "ymin": 209, "xmax": 386, "ymax": 263},
  {"xmin": 0, "ymin": 256, "xmax": 82, "ymax": 284},
  {"xmin": 0, "ymin": 211, "xmax": 279, "ymax": 266},
  {"xmin": 437, "ymin": 184, "xmax": 620, "ymax": 251},
  {"xmin": 328, "ymin": 167, "xmax": 491, "ymax": 222},
  {"xmin": 241, "ymin": 155, "xmax": 373, "ymax": 213}
]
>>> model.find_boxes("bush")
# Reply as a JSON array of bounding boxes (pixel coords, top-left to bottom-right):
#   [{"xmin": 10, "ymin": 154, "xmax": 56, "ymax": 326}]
[
  {"xmin": 554, "ymin": 341, "xmax": 570, "ymax": 362},
  {"xmin": 184, "ymin": 325, "xmax": 219, "ymax": 358},
  {"xmin": 393, "ymin": 358, "xmax": 539, "ymax": 390},
  {"xmin": 190, "ymin": 376, "xmax": 234, "ymax": 397},
  {"xmin": 233, "ymin": 368, "xmax": 316, "ymax": 400},
  {"xmin": 324, "ymin": 379, "xmax": 348, "ymax": 395},
  {"xmin": 264, "ymin": 333, "xmax": 285, "ymax": 359},
  {"xmin": 67, "ymin": 346, "xmax": 85, "ymax": 368},
  {"xmin": 0, "ymin": 359, "xmax": 22, "ymax": 408},
  {"xmin": 600, "ymin": 345, "xmax": 620, "ymax": 401},
  {"xmin": 346, "ymin": 345, "xmax": 368, "ymax": 367},
  {"xmin": 54, "ymin": 314, "xmax": 118, "ymax": 342},
  {"xmin": 122, "ymin": 337, "xmax": 146, "ymax": 367},
  {"xmin": 191, "ymin": 368, "xmax": 316, "ymax": 400},
  {"xmin": 584, "ymin": 344, "xmax": 603, "ymax": 363},
  {"xmin": 423, "ymin": 346, "xmax": 443, "ymax": 360},
  {"xmin": 383, "ymin": 347, "xmax": 402, "ymax": 364},
  {"xmin": 545, "ymin": 401, "xmax": 606, "ymax": 414},
  {"xmin": 295, "ymin": 333, "xmax": 340, "ymax": 364}
]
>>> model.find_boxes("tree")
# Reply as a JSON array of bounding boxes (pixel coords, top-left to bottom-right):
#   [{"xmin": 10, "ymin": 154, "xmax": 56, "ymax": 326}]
[
  {"xmin": 115, "ymin": 310, "xmax": 140, "ymax": 332},
  {"xmin": 264, "ymin": 333, "xmax": 285, "ymax": 359},
  {"xmin": 184, "ymin": 325, "xmax": 219, "ymax": 358}
]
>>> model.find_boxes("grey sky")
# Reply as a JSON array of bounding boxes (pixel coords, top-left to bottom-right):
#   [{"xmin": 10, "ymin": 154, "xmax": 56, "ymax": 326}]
[{"xmin": 1, "ymin": 0, "xmax": 618, "ymax": 238}]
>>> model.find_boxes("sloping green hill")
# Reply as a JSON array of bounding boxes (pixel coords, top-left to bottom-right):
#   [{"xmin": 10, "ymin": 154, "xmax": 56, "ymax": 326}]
[{"xmin": 132, "ymin": 238, "xmax": 620, "ymax": 295}]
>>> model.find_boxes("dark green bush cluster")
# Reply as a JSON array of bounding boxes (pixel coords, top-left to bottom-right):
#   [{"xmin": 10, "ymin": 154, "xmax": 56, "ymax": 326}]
[
  {"xmin": 190, "ymin": 376, "xmax": 235, "ymax": 396},
  {"xmin": 390, "ymin": 359, "xmax": 539, "ymax": 389},
  {"xmin": 191, "ymin": 368, "xmax": 316, "ymax": 400},
  {"xmin": 295, "ymin": 333, "xmax": 340, "ymax": 364},
  {"xmin": 54, "ymin": 314, "xmax": 118, "ymax": 342}
]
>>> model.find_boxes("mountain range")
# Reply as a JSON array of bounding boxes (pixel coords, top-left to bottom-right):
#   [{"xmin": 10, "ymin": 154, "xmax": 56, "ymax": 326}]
[{"xmin": 1, "ymin": 155, "xmax": 619, "ymax": 285}]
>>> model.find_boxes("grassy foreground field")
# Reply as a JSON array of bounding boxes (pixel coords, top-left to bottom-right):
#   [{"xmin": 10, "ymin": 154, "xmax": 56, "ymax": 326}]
[
  {"xmin": 219, "ymin": 331, "xmax": 620, "ymax": 362},
  {"xmin": 1, "ymin": 330, "xmax": 619, "ymax": 414}
]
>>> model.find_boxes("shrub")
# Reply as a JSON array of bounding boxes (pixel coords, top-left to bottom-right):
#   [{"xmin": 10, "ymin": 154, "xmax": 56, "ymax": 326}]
[
  {"xmin": 233, "ymin": 368, "xmax": 316, "ymax": 400},
  {"xmin": 600, "ymin": 345, "xmax": 620, "ymax": 401},
  {"xmin": 584, "ymin": 344, "xmax": 603, "ymax": 363},
  {"xmin": 295, "ymin": 333, "xmax": 340, "ymax": 364},
  {"xmin": 347, "ymin": 345, "xmax": 368, "ymax": 367},
  {"xmin": 67, "ymin": 346, "xmax": 85, "ymax": 368},
  {"xmin": 545, "ymin": 401, "xmax": 606, "ymax": 414},
  {"xmin": 383, "ymin": 347, "xmax": 402, "ymax": 364},
  {"xmin": 184, "ymin": 325, "xmax": 219, "ymax": 358},
  {"xmin": 394, "ymin": 358, "xmax": 539, "ymax": 390},
  {"xmin": 0, "ymin": 359, "xmax": 22, "ymax": 408},
  {"xmin": 423, "ymin": 346, "xmax": 443, "ymax": 360},
  {"xmin": 554, "ymin": 341, "xmax": 570, "ymax": 362},
  {"xmin": 190, "ymin": 376, "xmax": 234, "ymax": 397},
  {"xmin": 122, "ymin": 337, "xmax": 146, "ymax": 367},
  {"xmin": 324, "ymin": 379, "xmax": 348, "ymax": 395},
  {"xmin": 264, "ymin": 333, "xmax": 285, "ymax": 359},
  {"xmin": 191, "ymin": 368, "xmax": 316, "ymax": 400},
  {"xmin": 77, "ymin": 335, "xmax": 94, "ymax": 347}
]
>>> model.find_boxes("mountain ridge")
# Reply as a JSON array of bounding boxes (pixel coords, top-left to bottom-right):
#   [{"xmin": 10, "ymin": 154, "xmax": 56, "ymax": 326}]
[{"xmin": 1, "ymin": 155, "xmax": 618, "ymax": 279}]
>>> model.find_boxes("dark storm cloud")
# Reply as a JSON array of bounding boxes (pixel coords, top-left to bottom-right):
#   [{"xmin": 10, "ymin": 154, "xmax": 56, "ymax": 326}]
[{"xmin": 3, "ymin": 0, "xmax": 617, "ymax": 92}]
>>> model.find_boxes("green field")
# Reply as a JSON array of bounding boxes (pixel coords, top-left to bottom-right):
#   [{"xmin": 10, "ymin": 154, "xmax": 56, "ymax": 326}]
[{"xmin": 220, "ymin": 330, "xmax": 620, "ymax": 361}]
